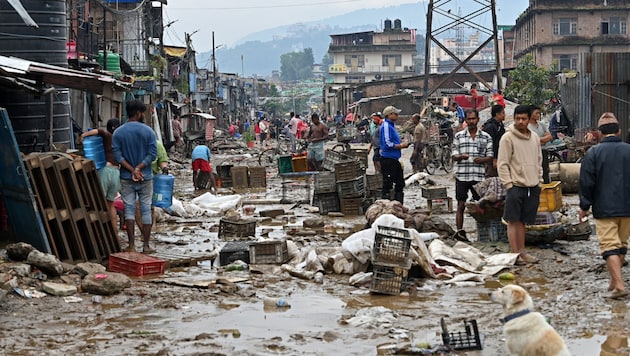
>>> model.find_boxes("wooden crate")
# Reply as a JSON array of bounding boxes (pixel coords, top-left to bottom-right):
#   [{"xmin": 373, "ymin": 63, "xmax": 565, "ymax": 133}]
[
  {"xmin": 422, "ymin": 186, "xmax": 448, "ymax": 199},
  {"xmin": 231, "ymin": 166, "xmax": 249, "ymax": 190},
  {"xmin": 249, "ymin": 166, "xmax": 267, "ymax": 188}
]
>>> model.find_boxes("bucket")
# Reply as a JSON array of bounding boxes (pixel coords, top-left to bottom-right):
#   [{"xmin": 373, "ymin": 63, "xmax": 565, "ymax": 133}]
[
  {"xmin": 83, "ymin": 135, "xmax": 107, "ymax": 170},
  {"xmin": 278, "ymin": 155, "xmax": 293, "ymax": 174},
  {"xmin": 152, "ymin": 174, "xmax": 175, "ymax": 208},
  {"xmin": 559, "ymin": 163, "xmax": 580, "ymax": 193}
]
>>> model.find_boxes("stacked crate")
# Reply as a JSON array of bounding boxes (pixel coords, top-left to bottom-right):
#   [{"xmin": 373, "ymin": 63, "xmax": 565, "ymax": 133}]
[
  {"xmin": 365, "ymin": 174, "xmax": 383, "ymax": 199},
  {"xmin": 315, "ymin": 150, "xmax": 381, "ymax": 216},
  {"xmin": 218, "ymin": 217, "xmax": 257, "ymax": 266},
  {"xmin": 370, "ymin": 225, "xmax": 412, "ymax": 295},
  {"xmin": 228, "ymin": 166, "xmax": 268, "ymax": 193},
  {"xmin": 23, "ymin": 153, "xmax": 119, "ymax": 263}
]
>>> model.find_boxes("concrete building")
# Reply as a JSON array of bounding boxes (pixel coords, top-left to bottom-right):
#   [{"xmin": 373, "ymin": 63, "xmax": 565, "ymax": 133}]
[
  {"xmin": 429, "ymin": 31, "xmax": 498, "ymax": 73},
  {"xmin": 511, "ymin": 0, "xmax": 630, "ymax": 70},
  {"xmin": 327, "ymin": 19, "xmax": 417, "ymax": 84}
]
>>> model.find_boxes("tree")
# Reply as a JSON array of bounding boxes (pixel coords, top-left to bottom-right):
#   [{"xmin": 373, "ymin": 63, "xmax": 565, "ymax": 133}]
[
  {"xmin": 504, "ymin": 54, "xmax": 558, "ymax": 108},
  {"xmin": 280, "ymin": 48, "xmax": 314, "ymax": 81}
]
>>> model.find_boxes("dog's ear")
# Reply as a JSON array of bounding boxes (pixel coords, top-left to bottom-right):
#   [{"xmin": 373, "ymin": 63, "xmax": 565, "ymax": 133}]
[{"xmin": 511, "ymin": 287, "xmax": 526, "ymax": 306}]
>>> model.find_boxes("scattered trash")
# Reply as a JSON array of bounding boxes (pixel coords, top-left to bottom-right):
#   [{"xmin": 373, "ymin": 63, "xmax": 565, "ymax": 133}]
[
  {"xmin": 91, "ymin": 295, "xmax": 102, "ymax": 304},
  {"xmin": 262, "ymin": 296, "xmax": 291, "ymax": 308},
  {"xmin": 64, "ymin": 296, "xmax": 83, "ymax": 303},
  {"xmin": 440, "ymin": 317, "xmax": 483, "ymax": 351},
  {"xmin": 224, "ymin": 260, "xmax": 249, "ymax": 271},
  {"xmin": 94, "ymin": 273, "xmax": 108, "ymax": 280},
  {"xmin": 13, "ymin": 287, "xmax": 29, "ymax": 298},
  {"xmin": 498, "ymin": 272, "xmax": 515, "ymax": 281},
  {"xmin": 314, "ymin": 271, "xmax": 324, "ymax": 284}
]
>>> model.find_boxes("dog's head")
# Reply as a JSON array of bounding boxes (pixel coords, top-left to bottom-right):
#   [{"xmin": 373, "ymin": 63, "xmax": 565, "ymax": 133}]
[{"xmin": 489, "ymin": 285, "xmax": 534, "ymax": 313}]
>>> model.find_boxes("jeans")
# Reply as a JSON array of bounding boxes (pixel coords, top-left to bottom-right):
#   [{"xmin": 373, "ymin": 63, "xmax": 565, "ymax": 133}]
[{"xmin": 120, "ymin": 179, "xmax": 153, "ymax": 224}]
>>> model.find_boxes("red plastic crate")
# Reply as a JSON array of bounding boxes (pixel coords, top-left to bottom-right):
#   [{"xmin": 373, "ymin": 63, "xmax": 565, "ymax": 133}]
[{"xmin": 109, "ymin": 252, "xmax": 165, "ymax": 276}]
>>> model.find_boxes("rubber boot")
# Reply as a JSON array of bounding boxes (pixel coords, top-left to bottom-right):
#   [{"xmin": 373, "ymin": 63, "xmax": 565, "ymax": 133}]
[
  {"xmin": 394, "ymin": 192, "xmax": 404, "ymax": 205},
  {"xmin": 382, "ymin": 189, "xmax": 390, "ymax": 200}
]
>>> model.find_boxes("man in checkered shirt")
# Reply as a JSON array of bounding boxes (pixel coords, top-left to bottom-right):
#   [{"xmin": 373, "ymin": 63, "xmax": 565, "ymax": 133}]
[{"xmin": 452, "ymin": 109, "xmax": 494, "ymax": 236}]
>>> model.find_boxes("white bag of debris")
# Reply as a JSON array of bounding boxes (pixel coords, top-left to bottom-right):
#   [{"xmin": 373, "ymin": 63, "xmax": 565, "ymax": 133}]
[
  {"xmin": 191, "ymin": 193, "xmax": 242, "ymax": 216},
  {"xmin": 341, "ymin": 229, "xmax": 374, "ymax": 265}
]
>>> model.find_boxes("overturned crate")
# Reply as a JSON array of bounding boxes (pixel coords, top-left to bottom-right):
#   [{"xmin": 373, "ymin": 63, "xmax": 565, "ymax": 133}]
[
  {"xmin": 219, "ymin": 241, "xmax": 251, "ymax": 265},
  {"xmin": 369, "ymin": 263, "xmax": 409, "ymax": 295},
  {"xmin": 337, "ymin": 176, "xmax": 365, "ymax": 198},
  {"xmin": 219, "ymin": 218, "xmax": 257, "ymax": 240},
  {"xmin": 372, "ymin": 225, "xmax": 412, "ymax": 267},
  {"xmin": 314, "ymin": 192, "xmax": 340, "ymax": 215},
  {"xmin": 249, "ymin": 240, "xmax": 289, "ymax": 264},
  {"xmin": 322, "ymin": 150, "xmax": 354, "ymax": 172},
  {"xmin": 314, "ymin": 171, "xmax": 336, "ymax": 194},
  {"xmin": 231, "ymin": 166, "xmax": 249, "ymax": 192},
  {"xmin": 334, "ymin": 160, "xmax": 363, "ymax": 181},
  {"xmin": 109, "ymin": 252, "xmax": 166, "ymax": 277},
  {"xmin": 340, "ymin": 197, "xmax": 363, "ymax": 216},
  {"xmin": 249, "ymin": 166, "xmax": 267, "ymax": 190}
]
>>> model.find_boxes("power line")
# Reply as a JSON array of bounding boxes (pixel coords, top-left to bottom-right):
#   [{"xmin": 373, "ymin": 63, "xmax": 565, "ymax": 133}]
[{"xmin": 169, "ymin": 0, "xmax": 362, "ymax": 11}]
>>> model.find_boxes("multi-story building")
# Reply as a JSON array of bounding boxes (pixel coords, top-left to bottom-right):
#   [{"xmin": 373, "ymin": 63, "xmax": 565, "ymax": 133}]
[
  {"xmin": 327, "ymin": 19, "xmax": 417, "ymax": 84},
  {"xmin": 511, "ymin": 0, "xmax": 630, "ymax": 70},
  {"xmin": 429, "ymin": 31, "xmax": 498, "ymax": 74}
]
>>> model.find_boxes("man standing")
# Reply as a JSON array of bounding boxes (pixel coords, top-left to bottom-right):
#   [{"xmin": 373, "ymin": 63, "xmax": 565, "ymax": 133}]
[
  {"xmin": 169, "ymin": 115, "xmax": 182, "ymax": 152},
  {"xmin": 306, "ymin": 113, "xmax": 328, "ymax": 171},
  {"xmin": 368, "ymin": 113, "xmax": 383, "ymax": 174},
  {"xmin": 380, "ymin": 105, "xmax": 409, "ymax": 204},
  {"xmin": 450, "ymin": 102, "xmax": 465, "ymax": 126},
  {"xmin": 289, "ymin": 113, "xmax": 301, "ymax": 152},
  {"xmin": 482, "ymin": 104, "xmax": 506, "ymax": 177},
  {"xmin": 579, "ymin": 112, "xmax": 630, "ymax": 299},
  {"xmin": 334, "ymin": 110, "xmax": 343, "ymax": 126},
  {"xmin": 410, "ymin": 114, "xmax": 426, "ymax": 173},
  {"xmin": 452, "ymin": 109, "xmax": 493, "ymax": 235},
  {"xmin": 113, "ymin": 99, "xmax": 157, "ymax": 254},
  {"xmin": 497, "ymin": 105, "xmax": 542, "ymax": 265},
  {"xmin": 528, "ymin": 105, "xmax": 553, "ymax": 183}
]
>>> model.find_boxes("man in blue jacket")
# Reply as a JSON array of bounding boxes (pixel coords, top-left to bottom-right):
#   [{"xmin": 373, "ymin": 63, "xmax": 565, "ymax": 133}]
[
  {"xmin": 380, "ymin": 105, "xmax": 410, "ymax": 204},
  {"xmin": 579, "ymin": 112, "xmax": 630, "ymax": 299},
  {"xmin": 113, "ymin": 99, "xmax": 158, "ymax": 254}
]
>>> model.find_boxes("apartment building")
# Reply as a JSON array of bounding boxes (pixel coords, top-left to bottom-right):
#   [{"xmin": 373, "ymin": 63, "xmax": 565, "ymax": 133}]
[{"xmin": 511, "ymin": 0, "xmax": 630, "ymax": 70}]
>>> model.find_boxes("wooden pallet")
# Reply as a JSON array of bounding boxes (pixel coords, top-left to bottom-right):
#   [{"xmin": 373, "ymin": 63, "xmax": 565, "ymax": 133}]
[{"xmin": 150, "ymin": 251, "xmax": 216, "ymax": 269}]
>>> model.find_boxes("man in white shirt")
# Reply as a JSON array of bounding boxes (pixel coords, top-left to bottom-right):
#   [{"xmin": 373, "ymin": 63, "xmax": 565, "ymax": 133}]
[{"xmin": 289, "ymin": 114, "xmax": 301, "ymax": 153}]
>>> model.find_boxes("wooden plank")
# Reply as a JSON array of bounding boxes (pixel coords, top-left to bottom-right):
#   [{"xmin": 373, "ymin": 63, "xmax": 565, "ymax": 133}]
[{"xmin": 151, "ymin": 251, "xmax": 216, "ymax": 269}]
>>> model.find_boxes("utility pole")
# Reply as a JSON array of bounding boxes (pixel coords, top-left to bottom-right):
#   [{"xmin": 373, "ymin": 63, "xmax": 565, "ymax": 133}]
[
  {"xmin": 241, "ymin": 54, "xmax": 244, "ymax": 77},
  {"xmin": 212, "ymin": 31, "xmax": 217, "ymax": 115}
]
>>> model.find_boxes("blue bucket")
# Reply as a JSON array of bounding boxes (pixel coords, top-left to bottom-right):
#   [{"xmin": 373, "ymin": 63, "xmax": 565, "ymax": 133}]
[{"xmin": 83, "ymin": 135, "xmax": 106, "ymax": 170}]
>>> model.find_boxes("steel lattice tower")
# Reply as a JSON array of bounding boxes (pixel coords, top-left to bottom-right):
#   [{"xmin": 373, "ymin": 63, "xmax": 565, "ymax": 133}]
[{"xmin": 422, "ymin": 0, "xmax": 502, "ymax": 101}]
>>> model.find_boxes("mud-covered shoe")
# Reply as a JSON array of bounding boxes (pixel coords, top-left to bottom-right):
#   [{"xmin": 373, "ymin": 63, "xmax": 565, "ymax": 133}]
[
  {"xmin": 518, "ymin": 253, "xmax": 538, "ymax": 264},
  {"xmin": 605, "ymin": 289, "xmax": 628, "ymax": 300}
]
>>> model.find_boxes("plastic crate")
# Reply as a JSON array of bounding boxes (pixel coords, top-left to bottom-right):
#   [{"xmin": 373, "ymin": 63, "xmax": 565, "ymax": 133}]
[
  {"xmin": 314, "ymin": 171, "xmax": 336, "ymax": 193},
  {"xmin": 216, "ymin": 165, "xmax": 233, "ymax": 178},
  {"xmin": 441, "ymin": 318, "xmax": 483, "ymax": 351},
  {"xmin": 322, "ymin": 150, "xmax": 354, "ymax": 171},
  {"xmin": 292, "ymin": 156, "xmax": 308, "ymax": 172},
  {"xmin": 277, "ymin": 155, "xmax": 293, "ymax": 174},
  {"xmin": 340, "ymin": 197, "xmax": 363, "ymax": 216},
  {"xmin": 476, "ymin": 219, "xmax": 508, "ymax": 243},
  {"xmin": 538, "ymin": 181, "xmax": 562, "ymax": 212},
  {"xmin": 231, "ymin": 166, "xmax": 249, "ymax": 189},
  {"xmin": 249, "ymin": 166, "xmax": 267, "ymax": 188},
  {"xmin": 372, "ymin": 226, "xmax": 412, "ymax": 267},
  {"xmin": 422, "ymin": 186, "xmax": 448, "ymax": 199},
  {"xmin": 219, "ymin": 241, "xmax": 250, "ymax": 266},
  {"xmin": 533, "ymin": 212, "xmax": 556, "ymax": 225},
  {"xmin": 349, "ymin": 148, "xmax": 369, "ymax": 169},
  {"xmin": 109, "ymin": 252, "xmax": 165, "ymax": 277},
  {"xmin": 336, "ymin": 176, "xmax": 365, "ymax": 198},
  {"xmin": 334, "ymin": 161, "xmax": 363, "ymax": 181},
  {"xmin": 369, "ymin": 263, "xmax": 409, "ymax": 295},
  {"xmin": 314, "ymin": 192, "xmax": 340, "ymax": 214},
  {"xmin": 249, "ymin": 240, "xmax": 289, "ymax": 264},
  {"xmin": 366, "ymin": 174, "xmax": 383, "ymax": 191},
  {"xmin": 337, "ymin": 126, "xmax": 358, "ymax": 142},
  {"xmin": 219, "ymin": 218, "xmax": 257, "ymax": 240}
]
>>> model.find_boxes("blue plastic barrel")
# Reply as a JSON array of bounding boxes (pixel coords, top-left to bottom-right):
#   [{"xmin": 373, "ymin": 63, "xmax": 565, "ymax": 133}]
[
  {"xmin": 152, "ymin": 174, "xmax": 174, "ymax": 208},
  {"xmin": 83, "ymin": 135, "xmax": 106, "ymax": 170}
]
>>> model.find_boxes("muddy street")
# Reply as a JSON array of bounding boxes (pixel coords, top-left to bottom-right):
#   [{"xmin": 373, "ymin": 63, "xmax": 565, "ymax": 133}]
[{"xmin": 1, "ymin": 144, "xmax": 628, "ymax": 356}]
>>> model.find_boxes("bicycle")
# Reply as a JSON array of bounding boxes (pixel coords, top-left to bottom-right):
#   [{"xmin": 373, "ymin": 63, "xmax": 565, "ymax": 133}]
[
  {"xmin": 423, "ymin": 134, "xmax": 453, "ymax": 175},
  {"xmin": 258, "ymin": 134, "xmax": 308, "ymax": 166}
]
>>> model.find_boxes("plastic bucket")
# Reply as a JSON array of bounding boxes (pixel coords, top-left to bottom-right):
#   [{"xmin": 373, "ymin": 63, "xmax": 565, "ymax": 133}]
[{"xmin": 83, "ymin": 135, "xmax": 107, "ymax": 170}]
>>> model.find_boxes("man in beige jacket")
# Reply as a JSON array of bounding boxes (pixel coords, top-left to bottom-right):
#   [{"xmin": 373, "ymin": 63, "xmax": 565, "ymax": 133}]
[{"xmin": 498, "ymin": 105, "xmax": 543, "ymax": 265}]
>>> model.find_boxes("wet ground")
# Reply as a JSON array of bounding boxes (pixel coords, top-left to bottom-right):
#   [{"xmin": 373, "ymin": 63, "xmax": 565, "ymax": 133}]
[{"xmin": 2, "ymin": 142, "xmax": 630, "ymax": 355}]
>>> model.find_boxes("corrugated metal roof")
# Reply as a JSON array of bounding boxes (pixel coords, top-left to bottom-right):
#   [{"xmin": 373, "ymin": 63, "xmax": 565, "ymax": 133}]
[{"xmin": 0, "ymin": 55, "xmax": 130, "ymax": 94}]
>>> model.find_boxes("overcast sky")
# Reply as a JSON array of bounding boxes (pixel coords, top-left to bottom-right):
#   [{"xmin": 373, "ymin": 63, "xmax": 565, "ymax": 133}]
[{"xmin": 162, "ymin": 0, "xmax": 529, "ymax": 53}]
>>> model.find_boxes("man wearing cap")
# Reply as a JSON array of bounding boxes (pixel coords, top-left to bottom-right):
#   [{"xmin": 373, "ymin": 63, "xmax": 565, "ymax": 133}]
[
  {"xmin": 498, "ymin": 105, "xmax": 542, "ymax": 265},
  {"xmin": 368, "ymin": 112, "xmax": 383, "ymax": 174},
  {"xmin": 579, "ymin": 112, "xmax": 630, "ymax": 299},
  {"xmin": 380, "ymin": 105, "xmax": 409, "ymax": 204}
]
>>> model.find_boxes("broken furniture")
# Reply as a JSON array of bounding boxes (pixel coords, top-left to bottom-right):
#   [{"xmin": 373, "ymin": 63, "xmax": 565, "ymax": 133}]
[{"xmin": 422, "ymin": 186, "xmax": 452, "ymax": 213}]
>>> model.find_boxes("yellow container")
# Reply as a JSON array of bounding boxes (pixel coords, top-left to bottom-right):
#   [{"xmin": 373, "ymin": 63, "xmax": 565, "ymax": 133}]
[{"xmin": 538, "ymin": 181, "xmax": 562, "ymax": 212}]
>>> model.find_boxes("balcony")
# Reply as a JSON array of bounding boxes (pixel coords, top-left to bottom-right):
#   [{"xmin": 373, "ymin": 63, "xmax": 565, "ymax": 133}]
[
  {"xmin": 328, "ymin": 43, "xmax": 417, "ymax": 53},
  {"xmin": 328, "ymin": 64, "xmax": 415, "ymax": 74}
]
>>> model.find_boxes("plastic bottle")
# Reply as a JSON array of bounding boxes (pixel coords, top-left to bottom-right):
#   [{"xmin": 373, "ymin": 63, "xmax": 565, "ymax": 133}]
[
  {"xmin": 224, "ymin": 263, "xmax": 245, "ymax": 271},
  {"xmin": 263, "ymin": 297, "xmax": 291, "ymax": 308}
]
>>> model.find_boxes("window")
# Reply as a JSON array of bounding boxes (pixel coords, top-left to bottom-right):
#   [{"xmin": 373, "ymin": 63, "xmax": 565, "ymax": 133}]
[
  {"xmin": 344, "ymin": 75, "xmax": 365, "ymax": 83},
  {"xmin": 382, "ymin": 54, "xmax": 402, "ymax": 66},
  {"xmin": 344, "ymin": 55, "xmax": 365, "ymax": 67},
  {"xmin": 553, "ymin": 18, "xmax": 577, "ymax": 36},
  {"xmin": 555, "ymin": 54, "xmax": 577, "ymax": 71},
  {"xmin": 602, "ymin": 17, "xmax": 627, "ymax": 35}
]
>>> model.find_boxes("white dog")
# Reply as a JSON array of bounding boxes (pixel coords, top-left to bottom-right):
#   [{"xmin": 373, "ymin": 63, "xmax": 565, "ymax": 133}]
[{"xmin": 489, "ymin": 285, "xmax": 570, "ymax": 356}]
